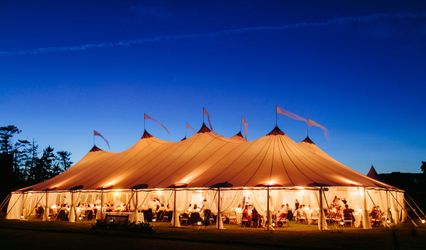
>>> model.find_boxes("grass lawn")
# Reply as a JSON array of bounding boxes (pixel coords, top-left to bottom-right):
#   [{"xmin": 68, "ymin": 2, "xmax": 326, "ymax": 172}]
[{"xmin": 0, "ymin": 219, "xmax": 425, "ymax": 249}]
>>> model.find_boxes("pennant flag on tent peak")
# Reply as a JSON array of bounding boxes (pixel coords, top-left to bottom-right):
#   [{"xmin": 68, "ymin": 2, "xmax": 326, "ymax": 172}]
[
  {"xmin": 307, "ymin": 119, "xmax": 329, "ymax": 140},
  {"xmin": 144, "ymin": 113, "xmax": 170, "ymax": 134},
  {"xmin": 203, "ymin": 107, "xmax": 213, "ymax": 130},
  {"xmin": 242, "ymin": 116, "xmax": 248, "ymax": 138},
  {"xmin": 93, "ymin": 130, "xmax": 110, "ymax": 149},
  {"xmin": 185, "ymin": 122, "xmax": 195, "ymax": 133},
  {"xmin": 276, "ymin": 105, "xmax": 307, "ymax": 122}
]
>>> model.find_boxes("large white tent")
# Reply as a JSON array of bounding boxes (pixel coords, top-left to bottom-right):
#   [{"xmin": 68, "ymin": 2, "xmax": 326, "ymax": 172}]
[{"xmin": 6, "ymin": 124, "xmax": 405, "ymax": 229}]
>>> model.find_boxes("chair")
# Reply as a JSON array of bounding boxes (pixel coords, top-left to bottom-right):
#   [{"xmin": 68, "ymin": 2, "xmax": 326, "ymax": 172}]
[
  {"xmin": 229, "ymin": 211, "xmax": 237, "ymax": 224},
  {"xmin": 162, "ymin": 214, "xmax": 169, "ymax": 222},
  {"xmin": 343, "ymin": 219, "xmax": 353, "ymax": 227},
  {"xmin": 180, "ymin": 217, "xmax": 189, "ymax": 226},
  {"xmin": 241, "ymin": 218, "xmax": 251, "ymax": 227},
  {"xmin": 180, "ymin": 213, "xmax": 189, "ymax": 226}
]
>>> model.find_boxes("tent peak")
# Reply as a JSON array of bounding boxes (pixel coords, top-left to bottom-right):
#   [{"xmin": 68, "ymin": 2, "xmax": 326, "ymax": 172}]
[
  {"xmin": 302, "ymin": 136, "xmax": 315, "ymax": 144},
  {"xmin": 231, "ymin": 131, "xmax": 247, "ymax": 141},
  {"xmin": 89, "ymin": 145, "xmax": 103, "ymax": 152},
  {"xmin": 266, "ymin": 126, "xmax": 285, "ymax": 136},
  {"xmin": 141, "ymin": 130, "xmax": 153, "ymax": 139},
  {"xmin": 367, "ymin": 165, "xmax": 380, "ymax": 180},
  {"xmin": 197, "ymin": 123, "xmax": 212, "ymax": 133},
  {"xmin": 233, "ymin": 131, "xmax": 243, "ymax": 138}
]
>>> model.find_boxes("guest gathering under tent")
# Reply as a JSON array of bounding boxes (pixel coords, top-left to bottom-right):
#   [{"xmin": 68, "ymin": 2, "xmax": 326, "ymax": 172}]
[{"xmin": 6, "ymin": 122, "xmax": 407, "ymax": 230}]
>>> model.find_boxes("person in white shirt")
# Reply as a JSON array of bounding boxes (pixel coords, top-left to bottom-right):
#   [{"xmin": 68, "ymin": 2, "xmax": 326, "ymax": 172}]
[{"xmin": 234, "ymin": 204, "xmax": 243, "ymax": 224}]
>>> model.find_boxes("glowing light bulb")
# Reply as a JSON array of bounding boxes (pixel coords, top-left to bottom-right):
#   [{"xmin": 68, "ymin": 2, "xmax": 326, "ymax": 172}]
[{"xmin": 421, "ymin": 219, "xmax": 425, "ymax": 224}]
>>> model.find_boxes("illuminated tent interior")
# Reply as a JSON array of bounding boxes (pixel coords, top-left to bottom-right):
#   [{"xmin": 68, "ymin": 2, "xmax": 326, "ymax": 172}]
[{"xmin": 6, "ymin": 123, "xmax": 405, "ymax": 229}]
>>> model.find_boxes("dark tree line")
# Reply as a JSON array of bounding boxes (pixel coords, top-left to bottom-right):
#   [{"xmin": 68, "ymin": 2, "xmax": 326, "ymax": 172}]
[{"xmin": 0, "ymin": 125, "xmax": 72, "ymax": 201}]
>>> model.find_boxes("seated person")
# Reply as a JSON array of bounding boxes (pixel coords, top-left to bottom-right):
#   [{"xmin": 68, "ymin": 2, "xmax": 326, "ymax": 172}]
[
  {"xmin": 189, "ymin": 204, "xmax": 201, "ymax": 225},
  {"xmin": 184, "ymin": 203, "xmax": 192, "ymax": 216},
  {"xmin": 251, "ymin": 207, "xmax": 263, "ymax": 228},
  {"xmin": 35, "ymin": 204, "xmax": 44, "ymax": 219},
  {"xmin": 234, "ymin": 204, "xmax": 243, "ymax": 224},
  {"xmin": 277, "ymin": 204, "xmax": 288, "ymax": 221},
  {"xmin": 57, "ymin": 204, "xmax": 69, "ymax": 221},
  {"xmin": 157, "ymin": 204, "xmax": 166, "ymax": 221},
  {"xmin": 242, "ymin": 205, "xmax": 252, "ymax": 226},
  {"xmin": 343, "ymin": 204, "xmax": 355, "ymax": 223},
  {"xmin": 296, "ymin": 205, "xmax": 308, "ymax": 223},
  {"xmin": 369, "ymin": 206, "xmax": 383, "ymax": 225}
]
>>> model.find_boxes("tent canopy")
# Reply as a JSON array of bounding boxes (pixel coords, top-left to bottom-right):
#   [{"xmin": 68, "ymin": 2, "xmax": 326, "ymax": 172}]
[{"xmin": 21, "ymin": 124, "xmax": 393, "ymax": 191}]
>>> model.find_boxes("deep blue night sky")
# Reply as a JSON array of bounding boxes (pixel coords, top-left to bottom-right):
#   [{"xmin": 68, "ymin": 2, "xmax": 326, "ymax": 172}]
[{"xmin": 1, "ymin": 0, "xmax": 425, "ymax": 174}]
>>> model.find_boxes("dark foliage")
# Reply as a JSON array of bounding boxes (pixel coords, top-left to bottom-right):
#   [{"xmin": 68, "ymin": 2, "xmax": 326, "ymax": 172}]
[{"xmin": 0, "ymin": 125, "xmax": 73, "ymax": 204}]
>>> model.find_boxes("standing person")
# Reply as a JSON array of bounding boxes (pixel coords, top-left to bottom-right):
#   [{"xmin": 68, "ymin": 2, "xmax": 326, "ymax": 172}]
[
  {"xmin": 201, "ymin": 199, "xmax": 211, "ymax": 226},
  {"xmin": 286, "ymin": 204, "xmax": 294, "ymax": 221},
  {"xmin": 295, "ymin": 199, "xmax": 300, "ymax": 210}
]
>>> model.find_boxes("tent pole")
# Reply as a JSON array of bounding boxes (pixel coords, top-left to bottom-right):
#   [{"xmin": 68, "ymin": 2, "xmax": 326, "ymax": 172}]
[
  {"xmin": 100, "ymin": 190, "xmax": 104, "ymax": 220},
  {"xmin": 20, "ymin": 193, "xmax": 25, "ymax": 219},
  {"xmin": 136, "ymin": 190, "xmax": 139, "ymax": 223},
  {"xmin": 43, "ymin": 191, "xmax": 49, "ymax": 221},
  {"xmin": 133, "ymin": 190, "xmax": 138, "ymax": 223},
  {"xmin": 362, "ymin": 187, "xmax": 371, "ymax": 229},
  {"xmin": 217, "ymin": 188, "xmax": 221, "ymax": 230},
  {"xmin": 319, "ymin": 187, "xmax": 323, "ymax": 231},
  {"xmin": 386, "ymin": 189, "xmax": 391, "ymax": 224},
  {"xmin": 267, "ymin": 186, "xmax": 270, "ymax": 230},
  {"xmin": 173, "ymin": 188, "xmax": 177, "ymax": 227},
  {"xmin": 69, "ymin": 191, "xmax": 74, "ymax": 222}
]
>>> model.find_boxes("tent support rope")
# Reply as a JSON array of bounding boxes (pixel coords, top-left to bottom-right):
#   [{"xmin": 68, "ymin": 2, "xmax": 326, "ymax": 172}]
[
  {"xmin": 388, "ymin": 191, "xmax": 418, "ymax": 227},
  {"xmin": 1, "ymin": 193, "xmax": 12, "ymax": 212},
  {"xmin": 401, "ymin": 194, "xmax": 423, "ymax": 224},
  {"xmin": 405, "ymin": 194, "xmax": 426, "ymax": 218}
]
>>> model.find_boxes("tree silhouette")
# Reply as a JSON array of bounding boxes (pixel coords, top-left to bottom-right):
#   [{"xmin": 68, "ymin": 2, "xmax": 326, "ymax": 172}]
[
  {"xmin": 421, "ymin": 161, "xmax": 426, "ymax": 174},
  {"xmin": 56, "ymin": 151, "xmax": 73, "ymax": 171},
  {"xmin": 31, "ymin": 146, "xmax": 55, "ymax": 183},
  {"xmin": 0, "ymin": 125, "xmax": 21, "ymax": 154},
  {"xmin": 1, "ymin": 125, "xmax": 73, "ymax": 204}
]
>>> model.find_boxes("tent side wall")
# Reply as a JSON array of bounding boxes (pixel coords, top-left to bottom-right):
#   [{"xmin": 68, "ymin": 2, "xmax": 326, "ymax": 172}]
[
  {"xmin": 8, "ymin": 187, "xmax": 406, "ymax": 229},
  {"xmin": 6, "ymin": 192, "xmax": 23, "ymax": 219}
]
